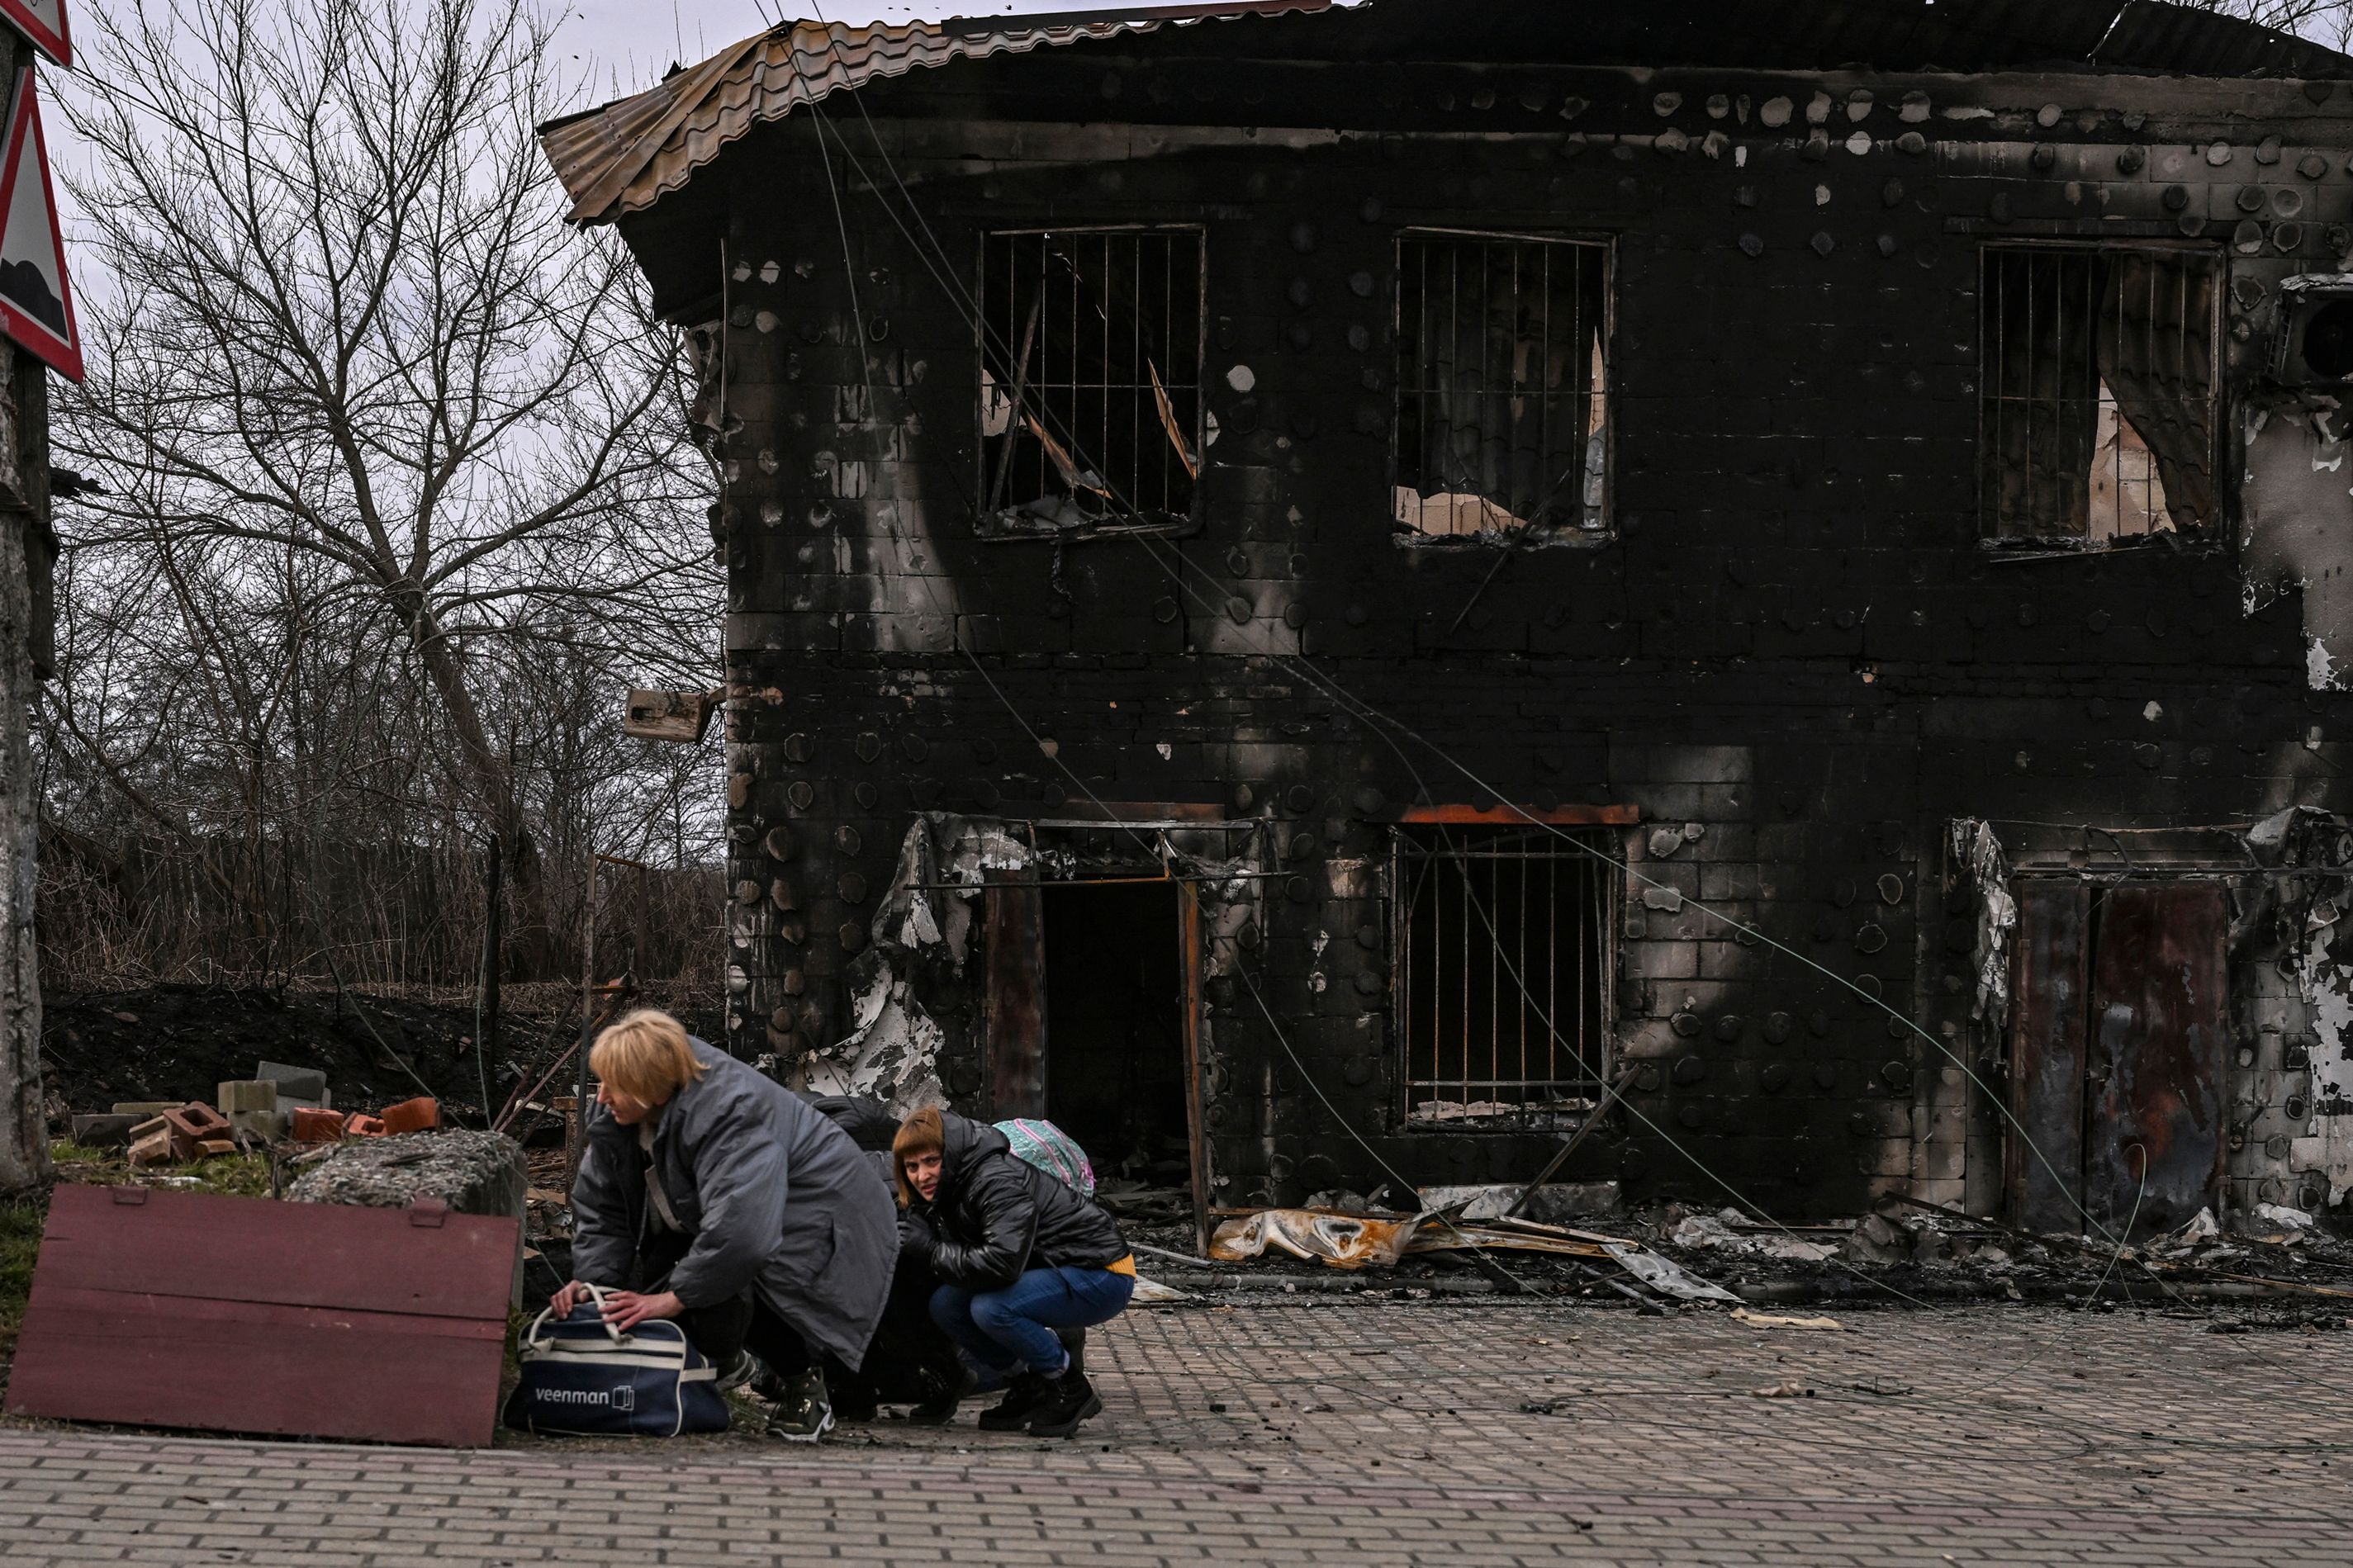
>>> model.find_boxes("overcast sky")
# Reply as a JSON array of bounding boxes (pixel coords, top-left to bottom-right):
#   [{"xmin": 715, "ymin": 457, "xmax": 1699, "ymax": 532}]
[{"xmin": 557, "ymin": 2, "xmax": 1189, "ymax": 97}]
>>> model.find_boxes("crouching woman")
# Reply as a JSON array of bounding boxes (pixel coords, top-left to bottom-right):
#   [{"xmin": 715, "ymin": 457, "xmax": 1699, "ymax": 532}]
[
  {"xmin": 894, "ymin": 1106, "xmax": 1135, "ymax": 1437},
  {"xmin": 556, "ymin": 1010, "xmax": 898, "ymax": 1442}
]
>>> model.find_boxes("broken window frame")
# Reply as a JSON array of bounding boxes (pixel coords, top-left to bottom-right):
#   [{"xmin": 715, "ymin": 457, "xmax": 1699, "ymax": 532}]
[
  {"xmin": 1388, "ymin": 824, "xmax": 1617, "ymax": 1129},
  {"xmin": 1976, "ymin": 238, "xmax": 2226, "ymax": 553},
  {"xmin": 1391, "ymin": 226, "xmax": 1615, "ymax": 547},
  {"xmin": 975, "ymin": 224, "xmax": 1207, "ymax": 542}
]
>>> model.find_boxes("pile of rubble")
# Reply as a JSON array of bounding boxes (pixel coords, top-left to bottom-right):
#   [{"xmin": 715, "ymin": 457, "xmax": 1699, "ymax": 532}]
[
  {"xmin": 1649, "ymin": 1196, "xmax": 2353, "ymax": 1310},
  {"xmin": 66, "ymin": 1058, "xmax": 444, "ymax": 1168}
]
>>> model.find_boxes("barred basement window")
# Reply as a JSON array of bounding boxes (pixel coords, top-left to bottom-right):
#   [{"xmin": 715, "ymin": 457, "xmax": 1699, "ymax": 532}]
[
  {"xmin": 978, "ymin": 227, "xmax": 1204, "ymax": 539},
  {"xmin": 1394, "ymin": 230, "xmax": 1611, "ymax": 540},
  {"xmin": 1393, "ymin": 826, "xmax": 1613, "ymax": 1125},
  {"xmin": 1979, "ymin": 242, "xmax": 2223, "ymax": 547}
]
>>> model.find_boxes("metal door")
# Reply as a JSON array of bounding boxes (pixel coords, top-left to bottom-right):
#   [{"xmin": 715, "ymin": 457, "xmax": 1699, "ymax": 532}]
[
  {"xmin": 2084, "ymin": 883, "xmax": 2227, "ymax": 1237},
  {"xmin": 2005, "ymin": 880, "xmax": 2226, "ymax": 1239}
]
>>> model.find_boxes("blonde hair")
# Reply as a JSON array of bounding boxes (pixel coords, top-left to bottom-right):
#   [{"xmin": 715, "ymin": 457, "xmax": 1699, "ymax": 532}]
[
  {"xmin": 892, "ymin": 1106, "xmax": 946, "ymax": 1208},
  {"xmin": 589, "ymin": 1009, "xmax": 707, "ymax": 1106}
]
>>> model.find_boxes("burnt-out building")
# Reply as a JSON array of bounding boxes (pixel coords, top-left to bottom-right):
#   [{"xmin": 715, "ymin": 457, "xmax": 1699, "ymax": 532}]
[{"xmin": 542, "ymin": 0, "xmax": 2353, "ymax": 1238}]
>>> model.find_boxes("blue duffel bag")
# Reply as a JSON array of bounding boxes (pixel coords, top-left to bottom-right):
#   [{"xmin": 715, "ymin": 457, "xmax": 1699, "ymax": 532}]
[{"xmin": 502, "ymin": 1286, "xmax": 733, "ymax": 1436}]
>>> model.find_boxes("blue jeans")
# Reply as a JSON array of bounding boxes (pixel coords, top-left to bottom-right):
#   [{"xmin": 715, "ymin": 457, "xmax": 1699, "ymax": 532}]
[{"xmin": 930, "ymin": 1266, "xmax": 1136, "ymax": 1376}]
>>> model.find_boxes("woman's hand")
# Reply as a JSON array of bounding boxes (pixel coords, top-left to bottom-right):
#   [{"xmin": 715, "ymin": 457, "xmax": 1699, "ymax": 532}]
[{"xmin": 599, "ymin": 1289, "xmax": 686, "ymax": 1333}]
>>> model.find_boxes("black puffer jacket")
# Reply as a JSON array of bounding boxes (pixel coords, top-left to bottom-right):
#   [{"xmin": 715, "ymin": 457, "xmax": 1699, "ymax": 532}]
[{"xmin": 909, "ymin": 1111, "xmax": 1129, "ymax": 1289}]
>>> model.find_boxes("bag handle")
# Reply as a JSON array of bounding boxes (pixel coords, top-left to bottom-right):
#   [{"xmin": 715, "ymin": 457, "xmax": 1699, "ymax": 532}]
[{"xmin": 520, "ymin": 1281, "xmax": 624, "ymax": 1348}]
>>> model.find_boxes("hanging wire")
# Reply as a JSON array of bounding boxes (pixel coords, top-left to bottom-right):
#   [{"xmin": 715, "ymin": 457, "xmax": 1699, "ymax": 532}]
[{"xmin": 760, "ymin": 31, "xmax": 2330, "ymax": 1349}]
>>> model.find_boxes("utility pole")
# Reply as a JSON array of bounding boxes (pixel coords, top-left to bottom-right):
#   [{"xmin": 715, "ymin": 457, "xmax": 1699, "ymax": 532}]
[{"xmin": 0, "ymin": 15, "xmax": 50, "ymax": 1195}]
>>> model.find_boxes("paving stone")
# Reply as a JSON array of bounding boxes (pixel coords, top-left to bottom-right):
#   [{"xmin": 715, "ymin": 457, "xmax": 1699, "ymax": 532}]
[{"xmin": 0, "ymin": 1302, "xmax": 2343, "ymax": 1564}]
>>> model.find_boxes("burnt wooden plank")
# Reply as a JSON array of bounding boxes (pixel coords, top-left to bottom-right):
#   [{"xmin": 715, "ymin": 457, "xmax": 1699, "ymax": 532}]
[
  {"xmin": 2008, "ymin": 880, "xmax": 2091, "ymax": 1234},
  {"xmin": 985, "ymin": 872, "xmax": 1049, "ymax": 1120},
  {"xmin": 6, "ymin": 1185, "xmax": 515, "ymax": 1447},
  {"xmin": 2087, "ymin": 883, "xmax": 2227, "ymax": 1239}
]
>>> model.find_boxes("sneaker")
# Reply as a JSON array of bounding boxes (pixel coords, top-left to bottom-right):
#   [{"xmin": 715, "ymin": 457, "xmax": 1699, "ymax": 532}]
[
  {"xmin": 975, "ymin": 1371, "xmax": 1051, "ymax": 1433},
  {"xmin": 1025, "ymin": 1371, "xmax": 1103, "ymax": 1439},
  {"xmin": 763, "ymin": 1367, "xmax": 834, "ymax": 1443}
]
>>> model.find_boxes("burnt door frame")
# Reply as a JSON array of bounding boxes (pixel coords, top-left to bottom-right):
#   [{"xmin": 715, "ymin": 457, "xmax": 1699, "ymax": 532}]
[
  {"xmin": 2006, "ymin": 880, "xmax": 2091, "ymax": 1234},
  {"xmin": 983, "ymin": 869, "xmax": 1048, "ymax": 1121},
  {"xmin": 2004, "ymin": 876, "xmax": 2229, "ymax": 1238}
]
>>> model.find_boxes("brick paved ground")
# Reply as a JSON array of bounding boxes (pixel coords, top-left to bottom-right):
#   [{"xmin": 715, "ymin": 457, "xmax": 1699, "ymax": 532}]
[{"xmin": 1, "ymin": 1298, "xmax": 2347, "ymax": 1564}]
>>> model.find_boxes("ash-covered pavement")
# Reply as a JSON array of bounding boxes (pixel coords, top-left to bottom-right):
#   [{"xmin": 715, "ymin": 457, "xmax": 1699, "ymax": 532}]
[{"xmin": 1, "ymin": 1298, "xmax": 2346, "ymax": 1565}]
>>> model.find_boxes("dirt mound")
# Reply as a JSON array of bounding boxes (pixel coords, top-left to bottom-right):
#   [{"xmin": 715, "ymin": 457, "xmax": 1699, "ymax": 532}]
[{"xmin": 40, "ymin": 983, "xmax": 724, "ymax": 1125}]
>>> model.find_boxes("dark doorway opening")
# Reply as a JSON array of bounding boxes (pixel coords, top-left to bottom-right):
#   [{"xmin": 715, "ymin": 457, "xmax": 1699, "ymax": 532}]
[{"xmin": 1041, "ymin": 879, "xmax": 1190, "ymax": 1192}]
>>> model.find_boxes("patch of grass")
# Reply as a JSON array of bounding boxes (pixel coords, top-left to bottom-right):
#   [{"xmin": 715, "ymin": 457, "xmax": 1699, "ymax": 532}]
[
  {"xmin": 0, "ymin": 1191, "xmax": 45, "ymax": 1355},
  {"xmin": 46, "ymin": 1140, "xmax": 276, "ymax": 1199}
]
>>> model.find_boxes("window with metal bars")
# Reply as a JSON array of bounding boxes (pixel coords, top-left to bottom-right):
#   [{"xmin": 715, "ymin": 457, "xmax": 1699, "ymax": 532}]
[
  {"xmin": 977, "ymin": 227, "xmax": 1204, "ymax": 539},
  {"xmin": 1979, "ymin": 242, "xmax": 2223, "ymax": 547},
  {"xmin": 1392, "ymin": 827, "xmax": 1613, "ymax": 1124},
  {"xmin": 1394, "ymin": 230, "xmax": 1611, "ymax": 540}
]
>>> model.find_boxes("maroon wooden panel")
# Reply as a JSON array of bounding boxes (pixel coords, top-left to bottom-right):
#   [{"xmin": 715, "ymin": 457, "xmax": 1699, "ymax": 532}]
[
  {"xmin": 2088, "ymin": 883, "xmax": 2227, "ymax": 1239},
  {"xmin": 2007, "ymin": 881, "xmax": 2090, "ymax": 1234},
  {"xmin": 985, "ymin": 873, "xmax": 1048, "ymax": 1120},
  {"xmin": 6, "ymin": 1185, "xmax": 515, "ymax": 1447}
]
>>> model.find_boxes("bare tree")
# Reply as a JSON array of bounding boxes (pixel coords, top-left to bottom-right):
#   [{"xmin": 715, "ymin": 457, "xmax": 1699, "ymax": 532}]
[
  {"xmin": 52, "ymin": 0, "xmax": 716, "ymax": 967},
  {"xmin": 2177, "ymin": 0, "xmax": 2353, "ymax": 48}
]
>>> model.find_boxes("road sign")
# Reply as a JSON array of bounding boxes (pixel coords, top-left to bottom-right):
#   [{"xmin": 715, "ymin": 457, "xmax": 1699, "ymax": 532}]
[
  {"xmin": 0, "ymin": 1, "xmax": 66, "ymax": 69},
  {"xmin": 0, "ymin": 66, "xmax": 78, "ymax": 380}
]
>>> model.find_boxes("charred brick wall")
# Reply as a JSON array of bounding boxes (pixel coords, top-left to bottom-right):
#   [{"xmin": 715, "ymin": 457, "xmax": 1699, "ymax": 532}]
[{"xmin": 646, "ymin": 43, "xmax": 2353, "ymax": 1220}]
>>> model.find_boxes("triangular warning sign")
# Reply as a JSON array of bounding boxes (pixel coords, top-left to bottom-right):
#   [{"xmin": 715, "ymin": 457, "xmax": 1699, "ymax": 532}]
[
  {"xmin": 0, "ymin": 68, "xmax": 78, "ymax": 381},
  {"xmin": 0, "ymin": 2, "xmax": 67, "ymax": 69}
]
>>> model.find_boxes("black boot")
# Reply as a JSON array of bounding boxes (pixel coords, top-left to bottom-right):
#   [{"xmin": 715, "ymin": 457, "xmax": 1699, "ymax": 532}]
[
  {"xmin": 832, "ymin": 1379, "xmax": 880, "ymax": 1424},
  {"xmin": 1025, "ymin": 1370, "xmax": 1103, "ymax": 1438},
  {"xmin": 908, "ymin": 1362, "xmax": 975, "ymax": 1426},
  {"xmin": 976, "ymin": 1371, "xmax": 1051, "ymax": 1432}
]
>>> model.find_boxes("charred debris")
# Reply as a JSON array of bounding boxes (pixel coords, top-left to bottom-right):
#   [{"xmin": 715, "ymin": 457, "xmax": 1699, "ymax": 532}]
[{"xmin": 539, "ymin": 0, "xmax": 2353, "ymax": 1273}]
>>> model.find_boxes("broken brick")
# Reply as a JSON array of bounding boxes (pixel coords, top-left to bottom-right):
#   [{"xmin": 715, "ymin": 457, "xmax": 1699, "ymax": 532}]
[
  {"xmin": 379, "ymin": 1098, "xmax": 440, "ymax": 1136},
  {"xmin": 194, "ymin": 1139, "xmax": 237, "ymax": 1158},
  {"xmin": 127, "ymin": 1128, "xmax": 177, "ymax": 1168},
  {"xmin": 344, "ymin": 1114, "xmax": 386, "ymax": 1137},
  {"xmin": 164, "ymin": 1102, "xmax": 232, "ymax": 1141},
  {"xmin": 291, "ymin": 1107, "xmax": 348, "ymax": 1143}
]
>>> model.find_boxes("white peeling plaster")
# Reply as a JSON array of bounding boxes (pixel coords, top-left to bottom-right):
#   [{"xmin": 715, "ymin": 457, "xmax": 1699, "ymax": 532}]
[
  {"xmin": 1949, "ymin": 818, "xmax": 2017, "ymax": 1026},
  {"xmin": 805, "ymin": 814, "xmax": 1037, "ymax": 1113},
  {"xmin": 2240, "ymin": 402, "xmax": 2353, "ymax": 692},
  {"xmin": 2294, "ymin": 920, "xmax": 2353, "ymax": 1204},
  {"xmin": 2250, "ymin": 808, "xmax": 2353, "ymax": 1206}
]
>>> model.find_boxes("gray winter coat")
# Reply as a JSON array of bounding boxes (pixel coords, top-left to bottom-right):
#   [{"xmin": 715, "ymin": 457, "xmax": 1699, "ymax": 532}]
[{"xmin": 570, "ymin": 1040, "xmax": 895, "ymax": 1370}]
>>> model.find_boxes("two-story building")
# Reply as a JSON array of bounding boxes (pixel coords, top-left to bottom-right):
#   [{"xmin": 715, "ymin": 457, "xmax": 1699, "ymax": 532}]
[{"xmin": 542, "ymin": 0, "xmax": 2353, "ymax": 1239}]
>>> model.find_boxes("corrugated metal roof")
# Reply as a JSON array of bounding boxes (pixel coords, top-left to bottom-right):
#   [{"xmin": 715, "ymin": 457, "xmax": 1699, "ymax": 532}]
[
  {"xmin": 539, "ymin": 3, "xmax": 1332, "ymax": 225},
  {"xmin": 540, "ymin": 0, "xmax": 2353, "ymax": 228}
]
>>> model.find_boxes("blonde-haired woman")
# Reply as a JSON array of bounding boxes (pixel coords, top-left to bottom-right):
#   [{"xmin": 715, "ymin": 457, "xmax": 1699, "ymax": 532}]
[{"xmin": 553, "ymin": 1009, "xmax": 896, "ymax": 1442}]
